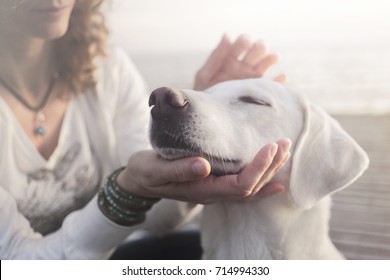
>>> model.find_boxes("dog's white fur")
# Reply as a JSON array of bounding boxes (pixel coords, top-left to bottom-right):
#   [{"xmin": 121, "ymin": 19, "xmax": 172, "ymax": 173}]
[{"xmin": 150, "ymin": 79, "xmax": 369, "ymax": 259}]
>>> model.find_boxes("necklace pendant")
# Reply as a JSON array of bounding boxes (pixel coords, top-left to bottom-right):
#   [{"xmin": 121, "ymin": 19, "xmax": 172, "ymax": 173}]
[
  {"xmin": 34, "ymin": 126, "xmax": 47, "ymax": 136},
  {"xmin": 34, "ymin": 111, "xmax": 47, "ymax": 136}
]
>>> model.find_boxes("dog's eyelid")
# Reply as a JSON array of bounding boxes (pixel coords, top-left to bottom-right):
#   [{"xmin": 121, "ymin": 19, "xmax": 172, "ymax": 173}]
[{"xmin": 239, "ymin": 96, "xmax": 271, "ymax": 107}]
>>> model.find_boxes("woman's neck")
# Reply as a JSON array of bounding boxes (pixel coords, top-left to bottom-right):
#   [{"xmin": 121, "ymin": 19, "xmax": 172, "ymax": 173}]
[{"xmin": 0, "ymin": 32, "xmax": 55, "ymax": 98}]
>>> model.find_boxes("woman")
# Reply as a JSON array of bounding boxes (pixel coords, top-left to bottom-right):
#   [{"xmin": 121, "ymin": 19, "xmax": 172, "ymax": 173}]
[{"xmin": 0, "ymin": 0, "xmax": 291, "ymax": 259}]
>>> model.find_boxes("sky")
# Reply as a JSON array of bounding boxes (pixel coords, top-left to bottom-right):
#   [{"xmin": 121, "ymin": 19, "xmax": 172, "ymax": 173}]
[{"xmin": 107, "ymin": 0, "xmax": 390, "ymax": 53}]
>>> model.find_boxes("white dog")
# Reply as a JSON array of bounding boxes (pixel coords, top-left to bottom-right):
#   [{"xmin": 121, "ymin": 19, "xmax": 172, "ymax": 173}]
[{"xmin": 148, "ymin": 78, "xmax": 369, "ymax": 259}]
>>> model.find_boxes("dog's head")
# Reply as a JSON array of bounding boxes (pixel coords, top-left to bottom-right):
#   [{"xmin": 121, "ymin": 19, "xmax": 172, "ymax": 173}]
[{"xmin": 149, "ymin": 79, "xmax": 369, "ymax": 209}]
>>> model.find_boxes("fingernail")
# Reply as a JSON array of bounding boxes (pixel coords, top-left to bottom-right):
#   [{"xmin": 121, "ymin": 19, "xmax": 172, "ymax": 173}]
[
  {"xmin": 284, "ymin": 139, "xmax": 292, "ymax": 154},
  {"xmin": 270, "ymin": 143, "xmax": 278, "ymax": 157},
  {"xmin": 192, "ymin": 160, "xmax": 208, "ymax": 176}
]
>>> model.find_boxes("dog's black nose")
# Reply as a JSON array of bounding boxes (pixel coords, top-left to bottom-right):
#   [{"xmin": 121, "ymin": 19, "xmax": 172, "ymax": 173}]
[{"xmin": 149, "ymin": 87, "xmax": 189, "ymax": 119}]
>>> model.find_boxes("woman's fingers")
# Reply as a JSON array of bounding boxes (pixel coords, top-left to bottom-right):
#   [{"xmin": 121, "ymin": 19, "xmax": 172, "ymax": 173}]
[
  {"xmin": 147, "ymin": 155, "xmax": 211, "ymax": 185},
  {"xmin": 253, "ymin": 53, "xmax": 280, "ymax": 76},
  {"xmin": 235, "ymin": 143, "xmax": 279, "ymax": 191},
  {"xmin": 208, "ymin": 139, "xmax": 291, "ymax": 200},
  {"xmin": 203, "ymin": 143, "xmax": 280, "ymax": 200},
  {"xmin": 251, "ymin": 139, "xmax": 291, "ymax": 194},
  {"xmin": 194, "ymin": 34, "xmax": 231, "ymax": 90},
  {"xmin": 210, "ymin": 56, "xmax": 259, "ymax": 83},
  {"xmin": 119, "ymin": 151, "xmax": 211, "ymax": 196},
  {"xmin": 229, "ymin": 34, "xmax": 253, "ymax": 59},
  {"xmin": 242, "ymin": 41, "xmax": 267, "ymax": 67}
]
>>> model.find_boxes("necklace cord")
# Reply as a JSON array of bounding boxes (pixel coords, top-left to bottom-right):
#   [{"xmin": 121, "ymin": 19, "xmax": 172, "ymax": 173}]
[{"xmin": 0, "ymin": 75, "xmax": 57, "ymax": 112}]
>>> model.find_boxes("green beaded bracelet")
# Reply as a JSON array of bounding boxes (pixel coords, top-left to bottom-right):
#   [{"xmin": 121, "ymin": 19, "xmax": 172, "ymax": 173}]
[
  {"xmin": 98, "ymin": 167, "xmax": 160, "ymax": 226},
  {"xmin": 106, "ymin": 167, "xmax": 160, "ymax": 209}
]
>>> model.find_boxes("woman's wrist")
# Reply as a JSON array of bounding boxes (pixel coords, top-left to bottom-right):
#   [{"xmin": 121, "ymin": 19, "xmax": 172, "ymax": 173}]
[{"xmin": 98, "ymin": 167, "xmax": 160, "ymax": 226}]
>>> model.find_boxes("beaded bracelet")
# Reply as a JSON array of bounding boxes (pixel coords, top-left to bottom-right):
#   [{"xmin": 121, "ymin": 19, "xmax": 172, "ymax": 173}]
[{"xmin": 98, "ymin": 167, "xmax": 161, "ymax": 226}]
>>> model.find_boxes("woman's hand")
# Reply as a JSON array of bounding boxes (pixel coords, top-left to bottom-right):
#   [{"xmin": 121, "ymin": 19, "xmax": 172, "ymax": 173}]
[
  {"xmin": 194, "ymin": 34, "xmax": 286, "ymax": 91},
  {"xmin": 117, "ymin": 139, "xmax": 291, "ymax": 205}
]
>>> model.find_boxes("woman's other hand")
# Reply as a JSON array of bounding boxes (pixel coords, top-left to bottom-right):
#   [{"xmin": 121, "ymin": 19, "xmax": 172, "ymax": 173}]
[{"xmin": 194, "ymin": 34, "xmax": 286, "ymax": 91}]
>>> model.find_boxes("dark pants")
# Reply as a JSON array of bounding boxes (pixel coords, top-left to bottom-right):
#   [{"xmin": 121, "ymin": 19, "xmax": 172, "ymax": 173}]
[{"xmin": 110, "ymin": 230, "xmax": 202, "ymax": 260}]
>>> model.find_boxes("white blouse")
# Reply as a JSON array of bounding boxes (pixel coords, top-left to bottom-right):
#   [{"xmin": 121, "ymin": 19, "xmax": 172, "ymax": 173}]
[{"xmin": 0, "ymin": 48, "xmax": 194, "ymax": 259}]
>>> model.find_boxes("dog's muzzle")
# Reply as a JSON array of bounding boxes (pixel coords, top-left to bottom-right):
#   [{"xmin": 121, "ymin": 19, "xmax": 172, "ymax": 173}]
[
  {"xmin": 149, "ymin": 87, "xmax": 242, "ymax": 175},
  {"xmin": 149, "ymin": 87, "xmax": 193, "ymax": 150}
]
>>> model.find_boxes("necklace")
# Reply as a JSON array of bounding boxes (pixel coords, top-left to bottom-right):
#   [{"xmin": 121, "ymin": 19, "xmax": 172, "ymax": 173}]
[{"xmin": 0, "ymin": 74, "xmax": 58, "ymax": 136}]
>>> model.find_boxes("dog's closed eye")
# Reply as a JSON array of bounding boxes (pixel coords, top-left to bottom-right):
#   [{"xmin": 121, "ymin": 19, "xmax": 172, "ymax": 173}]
[{"xmin": 239, "ymin": 96, "xmax": 271, "ymax": 107}]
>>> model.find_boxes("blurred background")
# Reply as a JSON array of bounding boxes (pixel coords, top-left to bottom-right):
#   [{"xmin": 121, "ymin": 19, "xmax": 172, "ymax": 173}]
[
  {"xmin": 107, "ymin": 0, "xmax": 390, "ymax": 114},
  {"xmin": 106, "ymin": 0, "xmax": 390, "ymax": 259}
]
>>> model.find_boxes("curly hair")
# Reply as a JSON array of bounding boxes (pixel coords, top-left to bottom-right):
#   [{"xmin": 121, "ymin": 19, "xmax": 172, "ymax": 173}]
[{"xmin": 55, "ymin": 0, "xmax": 108, "ymax": 95}]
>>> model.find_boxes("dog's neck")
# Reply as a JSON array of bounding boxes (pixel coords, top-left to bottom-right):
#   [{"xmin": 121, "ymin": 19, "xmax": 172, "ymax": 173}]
[
  {"xmin": 201, "ymin": 196, "xmax": 343, "ymax": 259},
  {"xmin": 201, "ymin": 168, "xmax": 344, "ymax": 260}
]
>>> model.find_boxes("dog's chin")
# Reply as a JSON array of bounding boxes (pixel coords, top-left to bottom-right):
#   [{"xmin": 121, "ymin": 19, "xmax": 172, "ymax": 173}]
[{"xmin": 155, "ymin": 147, "xmax": 243, "ymax": 176}]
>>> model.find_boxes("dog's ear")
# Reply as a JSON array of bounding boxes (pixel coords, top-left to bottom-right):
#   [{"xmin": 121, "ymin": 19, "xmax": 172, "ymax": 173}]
[{"xmin": 289, "ymin": 101, "xmax": 369, "ymax": 209}]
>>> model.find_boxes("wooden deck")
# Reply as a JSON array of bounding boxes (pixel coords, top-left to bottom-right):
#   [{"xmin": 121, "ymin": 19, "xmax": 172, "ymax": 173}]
[{"xmin": 329, "ymin": 114, "xmax": 390, "ymax": 260}]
